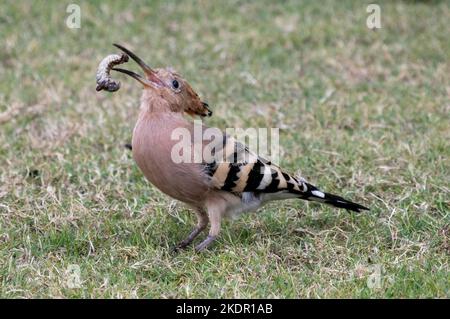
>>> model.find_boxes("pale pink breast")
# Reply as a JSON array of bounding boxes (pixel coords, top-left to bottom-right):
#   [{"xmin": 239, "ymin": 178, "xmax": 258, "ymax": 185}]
[{"xmin": 131, "ymin": 112, "xmax": 211, "ymax": 207}]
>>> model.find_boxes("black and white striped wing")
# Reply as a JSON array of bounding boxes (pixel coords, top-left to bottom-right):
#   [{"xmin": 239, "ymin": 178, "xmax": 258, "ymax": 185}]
[{"xmin": 204, "ymin": 136, "xmax": 306, "ymax": 195}]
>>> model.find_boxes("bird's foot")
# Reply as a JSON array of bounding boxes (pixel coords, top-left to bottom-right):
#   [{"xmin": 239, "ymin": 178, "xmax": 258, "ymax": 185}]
[
  {"xmin": 194, "ymin": 235, "xmax": 217, "ymax": 252},
  {"xmin": 171, "ymin": 240, "xmax": 190, "ymax": 253},
  {"xmin": 171, "ymin": 226, "xmax": 205, "ymax": 253}
]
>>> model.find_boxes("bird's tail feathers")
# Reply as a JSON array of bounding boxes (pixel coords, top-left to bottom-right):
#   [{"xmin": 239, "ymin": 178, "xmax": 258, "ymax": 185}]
[{"xmin": 302, "ymin": 182, "xmax": 369, "ymax": 213}]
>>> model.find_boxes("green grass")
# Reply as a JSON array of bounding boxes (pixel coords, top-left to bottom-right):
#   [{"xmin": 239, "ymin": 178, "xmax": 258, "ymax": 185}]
[{"xmin": 0, "ymin": 0, "xmax": 449, "ymax": 298}]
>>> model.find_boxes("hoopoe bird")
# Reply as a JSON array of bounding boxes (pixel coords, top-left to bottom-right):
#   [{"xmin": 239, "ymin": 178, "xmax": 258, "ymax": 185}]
[{"xmin": 103, "ymin": 44, "xmax": 369, "ymax": 252}]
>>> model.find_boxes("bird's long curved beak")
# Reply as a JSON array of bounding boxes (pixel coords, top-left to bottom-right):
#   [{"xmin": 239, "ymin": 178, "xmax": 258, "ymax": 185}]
[{"xmin": 112, "ymin": 43, "xmax": 165, "ymax": 89}]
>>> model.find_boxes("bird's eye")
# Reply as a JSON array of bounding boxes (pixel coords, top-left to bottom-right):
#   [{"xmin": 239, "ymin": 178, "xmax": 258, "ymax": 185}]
[{"xmin": 172, "ymin": 79, "xmax": 179, "ymax": 89}]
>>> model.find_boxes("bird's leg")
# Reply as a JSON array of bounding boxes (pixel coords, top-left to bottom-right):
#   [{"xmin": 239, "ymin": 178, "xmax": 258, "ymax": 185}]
[
  {"xmin": 173, "ymin": 209, "xmax": 208, "ymax": 251},
  {"xmin": 194, "ymin": 235, "xmax": 217, "ymax": 252},
  {"xmin": 195, "ymin": 207, "xmax": 222, "ymax": 252}
]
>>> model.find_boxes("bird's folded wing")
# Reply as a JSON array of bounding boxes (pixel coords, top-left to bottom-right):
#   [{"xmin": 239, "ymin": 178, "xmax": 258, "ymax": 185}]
[{"xmin": 202, "ymin": 134, "xmax": 307, "ymax": 195}]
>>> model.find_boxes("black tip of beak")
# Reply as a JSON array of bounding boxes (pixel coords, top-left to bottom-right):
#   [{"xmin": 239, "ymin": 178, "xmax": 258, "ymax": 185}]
[
  {"xmin": 113, "ymin": 43, "xmax": 152, "ymax": 73},
  {"xmin": 113, "ymin": 43, "xmax": 133, "ymax": 56}
]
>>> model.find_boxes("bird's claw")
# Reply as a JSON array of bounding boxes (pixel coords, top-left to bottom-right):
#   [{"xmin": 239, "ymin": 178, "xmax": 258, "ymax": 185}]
[
  {"xmin": 170, "ymin": 239, "xmax": 191, "ymax": 253},
  {"xmin": 194, "ymin": 235, "xmax": 217, "ymax": 252}
]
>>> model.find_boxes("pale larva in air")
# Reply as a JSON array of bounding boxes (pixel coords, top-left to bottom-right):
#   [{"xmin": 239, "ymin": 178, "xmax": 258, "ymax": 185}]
[{"xmin": 96, "ymin": 53, "xmax": 129, "ymax": 92}]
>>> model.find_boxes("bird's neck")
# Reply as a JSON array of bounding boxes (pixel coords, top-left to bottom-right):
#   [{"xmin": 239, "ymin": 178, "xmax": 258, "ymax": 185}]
[
  {"xmin": 140, "ymin": 93, "xmax": 173, "ymax": 114},
  {"xmin": 137, "ymin": 93, "xmax": 191, "ymax": 128}
]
